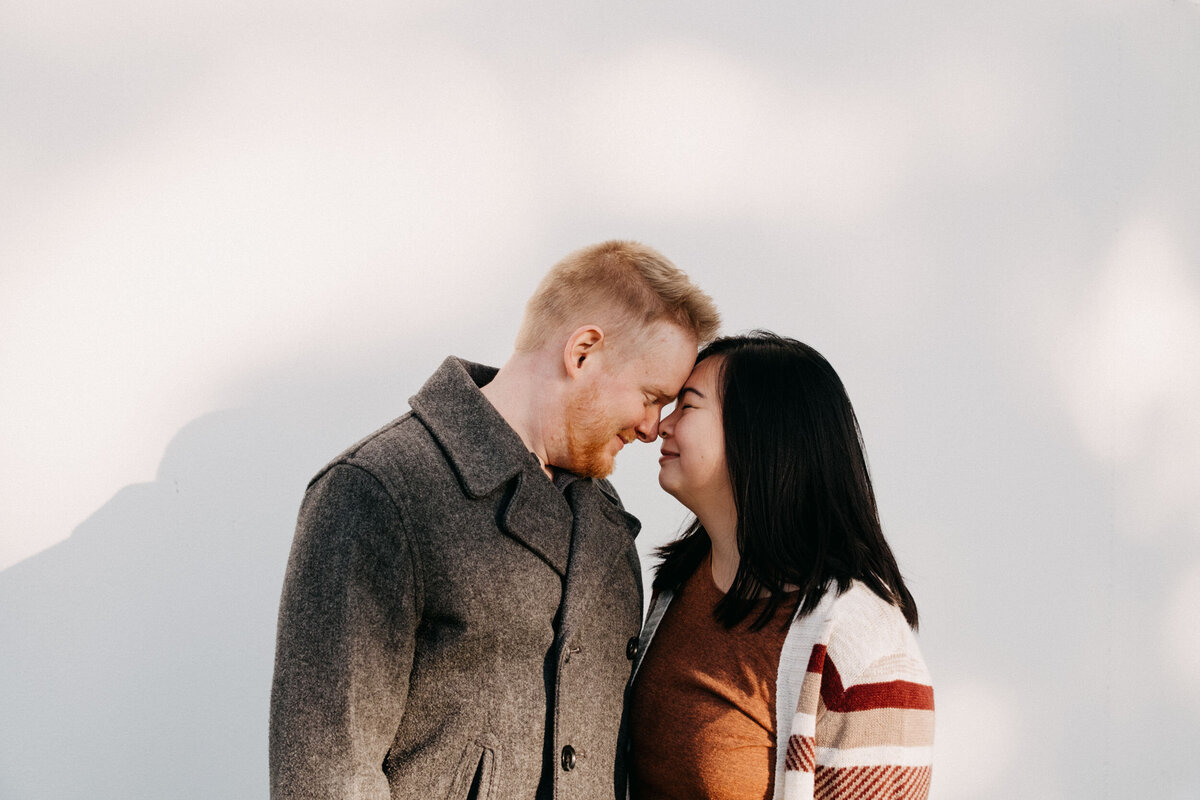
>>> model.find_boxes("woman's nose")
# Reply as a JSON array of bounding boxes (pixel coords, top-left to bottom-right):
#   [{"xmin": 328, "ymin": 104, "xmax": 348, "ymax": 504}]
[{"xmin": 658, "ymin": 409, "xmax": 678, "ymax": 438}]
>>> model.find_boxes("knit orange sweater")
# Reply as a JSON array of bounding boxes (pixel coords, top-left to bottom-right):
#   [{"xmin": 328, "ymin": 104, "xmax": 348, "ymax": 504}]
[
  {"xmin": 628, "ymin": 574, "xmax": 933, "ymax": 800},
  {"xmin": 628, "ymin": 562, "xmax": 795, "ymax": 800}
]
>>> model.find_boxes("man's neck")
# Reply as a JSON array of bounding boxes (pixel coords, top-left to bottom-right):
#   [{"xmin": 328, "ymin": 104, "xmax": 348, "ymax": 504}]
[{"xmin": 479, "ymin": 354, "xmax": 558, "ymax": 478}]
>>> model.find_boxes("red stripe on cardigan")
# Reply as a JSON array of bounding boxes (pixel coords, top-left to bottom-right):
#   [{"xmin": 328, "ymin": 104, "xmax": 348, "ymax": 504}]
[{"xmin": 814, "ymin": 652, "xmax": 934, "ymax": 712}]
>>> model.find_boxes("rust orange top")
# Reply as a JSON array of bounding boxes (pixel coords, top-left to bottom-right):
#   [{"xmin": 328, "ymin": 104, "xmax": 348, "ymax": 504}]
[{"xmin": 629, "ymin": 558, "xmax": 797, "ymax": 800}]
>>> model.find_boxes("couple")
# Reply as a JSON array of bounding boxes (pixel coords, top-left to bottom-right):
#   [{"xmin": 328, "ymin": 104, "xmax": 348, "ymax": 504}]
[{"xmin": 269, "ymin": 242, "xmax": 933, "ymax": 800}]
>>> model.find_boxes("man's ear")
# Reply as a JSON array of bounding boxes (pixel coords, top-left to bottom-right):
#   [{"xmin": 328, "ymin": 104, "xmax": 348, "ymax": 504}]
[{"xmin": 563, "ymin": 325, "xmax": 605, "ymax": 378}]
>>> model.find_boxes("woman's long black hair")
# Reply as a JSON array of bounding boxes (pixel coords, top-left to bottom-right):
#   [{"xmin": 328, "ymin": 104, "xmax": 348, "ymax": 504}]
[{"xmin": 653, "ymin": 331, "xmax": 919, "ymax": 631}]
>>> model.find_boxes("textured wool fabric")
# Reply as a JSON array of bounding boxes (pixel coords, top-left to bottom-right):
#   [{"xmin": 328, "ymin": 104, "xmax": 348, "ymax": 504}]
[
  {"xmin": 631, "ymin": 581, "xmax": 933, "ymax": 800},
  {"xmin": 628, "ymin": 560, "xmax": 795, "ymax": 800},
  {"xmin": 270, "ymin": 356, "xmax": 644, "ymax": 800}
]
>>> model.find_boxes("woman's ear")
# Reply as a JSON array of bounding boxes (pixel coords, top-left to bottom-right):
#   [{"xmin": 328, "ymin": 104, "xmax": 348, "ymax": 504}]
[{"xmin": 562, "ymin": 325, "xmax": 605, "ymax": 377}]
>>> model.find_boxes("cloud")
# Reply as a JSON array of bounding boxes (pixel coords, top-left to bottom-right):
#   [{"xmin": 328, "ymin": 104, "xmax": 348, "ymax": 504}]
[
  {"xmin": 565, "ymin": 40, "xmax": 908, "ymax": 225},
  {"xmin": 0, "ymin": 35, "xmax": 542, "ymax": 570},
  {"xmin": 1163, "ymin": 562, "xmax": 1200, "ymax": 708},
  {"xmin": 562, "ymin": 32, "xmax": 1067, "ymax": 230},
  {"xmin": 930, "ymin": 680, "xmax": 1020, "ymax": 799},
  {"xmin": 1054, "ymin": 214, "xmax": 1200, "ymax": 540}
]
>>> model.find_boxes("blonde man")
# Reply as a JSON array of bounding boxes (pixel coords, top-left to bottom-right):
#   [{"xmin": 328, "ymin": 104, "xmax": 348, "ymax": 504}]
[{"xmin": 270, "ymin": 242, "xmax": 719, "ymax": 800}]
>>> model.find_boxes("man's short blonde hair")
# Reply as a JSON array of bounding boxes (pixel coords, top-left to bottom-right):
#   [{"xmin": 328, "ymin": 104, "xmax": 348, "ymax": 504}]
[{"xmin": 515, "ymin": 241, "xmax": 720, "ymax": 352}]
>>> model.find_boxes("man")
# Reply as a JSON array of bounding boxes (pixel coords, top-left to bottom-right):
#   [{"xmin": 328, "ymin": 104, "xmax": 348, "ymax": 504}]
[{"xmin": 270, "ymin": 241, "xmax": 720, "ymax": 800}]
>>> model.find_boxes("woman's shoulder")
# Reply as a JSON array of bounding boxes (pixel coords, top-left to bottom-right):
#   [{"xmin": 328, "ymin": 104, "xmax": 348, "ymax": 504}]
[
  {"xmin": 807, "ymin": 581, "xmax": 930, "ymax": 689},
  {"xmin": 826, "ymin": 580, "xmax": 910, "ymax": 630}
]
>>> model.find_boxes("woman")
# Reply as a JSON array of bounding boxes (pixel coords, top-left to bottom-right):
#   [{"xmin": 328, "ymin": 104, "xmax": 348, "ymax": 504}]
[{"xmin": 628, "ymin": 332, "xmax": 933, "ymax": 800}]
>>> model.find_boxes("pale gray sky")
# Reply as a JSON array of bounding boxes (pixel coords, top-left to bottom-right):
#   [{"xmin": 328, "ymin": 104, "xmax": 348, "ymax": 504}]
[{"xmin": 2, "ymin": 2, "xmax": 1199, "ymax": 798}]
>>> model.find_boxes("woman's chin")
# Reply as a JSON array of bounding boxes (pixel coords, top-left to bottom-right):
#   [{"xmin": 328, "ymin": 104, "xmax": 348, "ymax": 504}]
[{"xmin": 657, "ymin": 472, "xmax": 687, "ymax": 504}]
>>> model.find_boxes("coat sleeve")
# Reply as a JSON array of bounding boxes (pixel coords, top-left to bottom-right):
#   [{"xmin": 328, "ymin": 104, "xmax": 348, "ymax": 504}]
[
  {"xmin": 269, "ymin": 463, "xmax": 421, "ymax": 800},
  {"xmin": 809, "ymin": 642, "xmax": 934, "ymax": 799}
]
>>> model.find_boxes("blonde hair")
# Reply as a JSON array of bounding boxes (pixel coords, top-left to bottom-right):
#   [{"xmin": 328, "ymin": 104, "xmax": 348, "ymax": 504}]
[{"xmin": 515, "ymin": 241, "xmax": 720, "ymax": 352}]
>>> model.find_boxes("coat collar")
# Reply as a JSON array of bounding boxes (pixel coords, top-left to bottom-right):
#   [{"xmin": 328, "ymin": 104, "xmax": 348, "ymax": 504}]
[
  {"xmin": 408, "ymin": 356, "xmax": 534, "ymax": 499},
  {"xmin": 409, "ymin": 356, "xmax": 642, "ymax": 582},
  {"xmin": 409, "ymin": 356, "xmax": 573, "ymax": 574}
]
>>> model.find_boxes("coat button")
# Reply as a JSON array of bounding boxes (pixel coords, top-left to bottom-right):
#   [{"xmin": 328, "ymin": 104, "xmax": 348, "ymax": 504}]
[
  {"xmin": 626, "ymin": 636, "xmax": 639, "ymax": 660},
  {"xmin": 561, "ymin": 745, "xmax": 577, "ymax": 772}
]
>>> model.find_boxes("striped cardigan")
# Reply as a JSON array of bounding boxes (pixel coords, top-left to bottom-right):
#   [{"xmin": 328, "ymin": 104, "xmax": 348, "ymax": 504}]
[{"xmin": 631, "ymin": 580, "xmax": 933, "ymax": 800}]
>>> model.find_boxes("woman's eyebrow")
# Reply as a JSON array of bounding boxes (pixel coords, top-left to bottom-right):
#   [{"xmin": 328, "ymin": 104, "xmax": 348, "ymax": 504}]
[{"xmin": 679, "ymin": 386, "xmax": 706, "ymax": 401}]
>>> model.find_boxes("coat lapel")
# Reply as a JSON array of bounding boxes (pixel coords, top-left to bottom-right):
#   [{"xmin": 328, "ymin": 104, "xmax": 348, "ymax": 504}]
[
  {"xmin": 409, "ymin": 356, "xmax": 572, "ymax": 576},
  {"xmin": 499, "ymin": 470, "xmax": 571, "ymax": 576},
  {"xmin": 557, "ymin": 480, "xmax": 642, "ymax": 635}
]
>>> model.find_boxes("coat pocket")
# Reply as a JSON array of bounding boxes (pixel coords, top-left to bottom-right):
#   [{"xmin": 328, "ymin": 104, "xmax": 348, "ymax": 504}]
[{"xmin": 447, "ymin": 736, "xmax": 498, "ymax": 800}]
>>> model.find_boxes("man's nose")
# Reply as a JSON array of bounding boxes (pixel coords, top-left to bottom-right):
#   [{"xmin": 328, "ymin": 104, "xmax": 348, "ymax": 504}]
[{"xmin": 635, "ymin": 409, "xmax": 661, "ymax": 442}]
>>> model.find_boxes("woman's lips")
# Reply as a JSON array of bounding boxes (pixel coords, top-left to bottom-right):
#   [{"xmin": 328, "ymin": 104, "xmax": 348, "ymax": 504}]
[{"xmin": 658, "ymin": 450, "xmax": 679, "ymax": 464}]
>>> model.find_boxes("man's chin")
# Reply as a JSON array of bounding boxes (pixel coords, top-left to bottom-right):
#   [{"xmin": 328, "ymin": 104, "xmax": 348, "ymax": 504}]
[
  {"xmin": 564, "ymin": 450, "xmax": 616, "ymax": 480},
  {"xmin": 563, "ymin": 429, "xmax": 624, "ymax": 479},
  {"xmin": 577, "ymin": 458, "xmax": 615, "ymax": 480}
]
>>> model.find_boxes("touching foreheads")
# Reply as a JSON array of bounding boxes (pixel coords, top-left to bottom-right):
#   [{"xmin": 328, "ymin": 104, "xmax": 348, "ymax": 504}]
[{"xmin": 515, "ymin": 241, "xmax": 720, "ymax": 353}]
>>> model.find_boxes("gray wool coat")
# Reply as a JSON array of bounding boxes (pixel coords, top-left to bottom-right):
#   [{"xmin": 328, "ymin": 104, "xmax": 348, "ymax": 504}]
[{"xmin": 270, "ymin": 357, "xmax": 644, "ymax": 800}]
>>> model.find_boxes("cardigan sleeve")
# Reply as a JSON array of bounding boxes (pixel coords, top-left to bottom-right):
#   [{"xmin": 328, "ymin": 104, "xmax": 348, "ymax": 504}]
[
  {"xmin": 269, "ymin": 463, "xmax": 421, "ymax": 800},
  {"xmin": 809, "ymin": 623, "xmax": 934, "ymax": 799}
]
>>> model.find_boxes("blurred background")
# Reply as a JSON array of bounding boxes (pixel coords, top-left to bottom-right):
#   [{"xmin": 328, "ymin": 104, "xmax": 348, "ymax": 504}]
[{"xmin": 2, "ymin": 1, "xmax": 1198, "ymax": 797}]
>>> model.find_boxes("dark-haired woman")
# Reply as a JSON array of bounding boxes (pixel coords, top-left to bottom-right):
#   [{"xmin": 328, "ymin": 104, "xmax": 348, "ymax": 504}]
[{"xmin": 628, "ymin": 332, "xmax": 933, "ymax": 800}]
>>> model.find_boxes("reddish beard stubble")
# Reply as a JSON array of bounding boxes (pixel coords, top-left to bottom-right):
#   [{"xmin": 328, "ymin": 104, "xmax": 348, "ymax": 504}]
[{"xmin": 564, "ymin": 383, "xmax": 623, "ymax": 479}]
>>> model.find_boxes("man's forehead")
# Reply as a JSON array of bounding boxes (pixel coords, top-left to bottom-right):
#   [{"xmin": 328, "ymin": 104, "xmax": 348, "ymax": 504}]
[
  {"xmin": 644, "ymin": 363, "xmax": 694, "ymax": 398},
  {"xmin": 646, "ymin": 384, "xmax": 680, "ymax": 402},
  {"xmin": 620, "ymin": 319, "xmax": 696, "ymax": 353},
  {"xmin": 627, "ymin": 343, "xmax": 694, "ymax": 375},
  {"xmin": 612, "ymin": 322, "xmax": 696, "ymax": 385}
]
